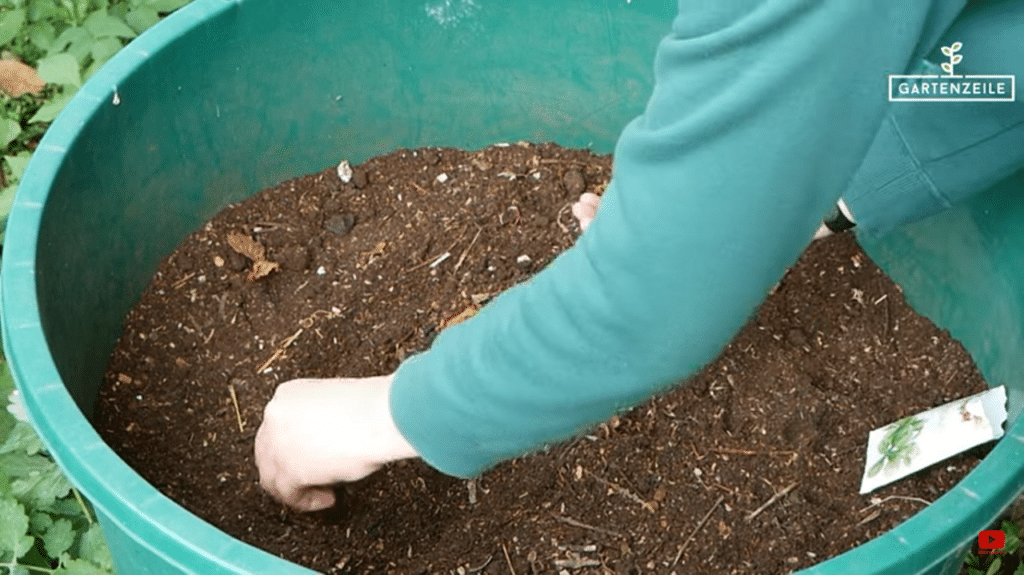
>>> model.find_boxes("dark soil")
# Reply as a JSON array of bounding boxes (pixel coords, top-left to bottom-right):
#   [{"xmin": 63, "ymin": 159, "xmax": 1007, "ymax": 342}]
[{"xmin": 96, "ymin": 143, "xmax": 991, "ymax": 575}]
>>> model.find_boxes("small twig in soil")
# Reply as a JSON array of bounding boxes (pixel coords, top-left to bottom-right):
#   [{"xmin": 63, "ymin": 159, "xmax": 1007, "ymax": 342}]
[
  {"xmin": 172, "ymin": 272, "xmax": 196, "ymax": 289},
  {"xmin": 228, "ymin": 384, "xmax": 244, "ymax": 432},
  {"xmin": 554, "ymin": 555, "xmax": 602, "ymax": 569},
  {"xmin": 745, "ymin": 481, "xmax": 798, "ymax": 522},
  {"xmin": 712, "ymin": 447, "xmax": 799, "ymax": 457},
  {"xmin": 588, "ymin": 472, "xmax": 656, "ymax": 513},
  {"xmin": 501, "ymin": 543, "xmax": 517, "ymax": 575},
  {"xmin": 404, "ymin": 229, "xmax": 467, "ymax": 273},
  {"xmin": 857, "ymin": 510, "xmax": 882, "ymax": 526},
  {"xmin": 690, "ymin": 443, "xmax": 706, "ymax": 460},
  {"xmin": 672, "ymin": 495, "xmax": 724, "ymax": 566},
  {"xmin": 428, "ymin": 252, "xmax": 451, "ymax": 268},
  {"xmin": 467, "ymin": 554, "xmax": 494, "ymax": 573},
  {"xmin": 256, "ymin": 328, "xmax": 304, "ymax": 374},
  {"xmin": 405, "ymin": 253, "xmax": 442, "ymax": 273},
  {"xmin": 252, "ymin": 221, "xmax": 291, "ymax": 232},
  {"xmin": 453, "ymin": 226, "xmax": 483, "ymax": 272},
  {"xmin": 538, "ymin": 158, "xmax": 597, "ymax": 166},
  {"xmin": 550, "ymin": 513, "xmax": 625, "ymax": 539},
  {"xmin": 858, "ymin": 495, "xmax": 931, "ymax": 512}
]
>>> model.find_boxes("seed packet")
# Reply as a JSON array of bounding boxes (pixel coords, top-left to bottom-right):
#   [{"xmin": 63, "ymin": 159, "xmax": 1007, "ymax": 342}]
[{"xmin": 860, "ymin": 385, "xmax": 1007, "ymax": 494}]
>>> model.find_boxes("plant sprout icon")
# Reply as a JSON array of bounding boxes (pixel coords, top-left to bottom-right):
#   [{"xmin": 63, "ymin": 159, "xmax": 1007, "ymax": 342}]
[
  {"xmin": 941, "ymin": 42, "xmax": 964, "ymax": 76},
  {"xmin": 868, "ymin": 414, "xmax": 925, "ymax": 478}
]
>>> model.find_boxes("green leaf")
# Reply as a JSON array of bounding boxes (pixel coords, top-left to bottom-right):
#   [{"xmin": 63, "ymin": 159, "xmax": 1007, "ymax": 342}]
[
  {"xmin": 27, "ymin": 0, "xmax": 63, "ymax": 22},
  {"xmin": 987, "ymin": 557, "xmax": 1002, "ymax": 575},
  {"xmin": 0, "ymin": 459, "xmax": 11, "ymax": 498},
  {"xmin": 35, "ymin": 494, "xmax": 83, "ymax": 518},
  {"xmin": 64, "ymin": 32, "xmax": 96, "ymax": 65},
  {"xmin": 0, "ymin": 360, "xmax": 13, "ymax": 398},
  {"xmin": 28, "ymin": 89, "xmax": 74, "ymax": 123},
  {"xmin": 0, "ymin": 118, "xmax": 21, "ymax": 150},
  {"xmin": 72, "ymin": 0, "xmax": 90, "ymax": 22},
  {"xmin": 36, "ymin": 52, "xmax": 82, "ymax": 87},
  {"xmin": 30, "ymin": 510, "xmax": 54, "ymax": 535},
  {"xmin": 0, "ymin": 450, "xmax": 73, "ymax": 508},
  {"xmin": 0, "ymin": 180, "xmax": 20, "ymax": 223},
  {"xmin": 0, "ymin": 379, "xmax": 15, "ymax": 446},
  {"xmin": 5, "ymin": 151, "xmax": 32, "ymax": 180},
  {"xmin": 43, "ymin": 517, "xmax": 75, "ymax": 557},
  {"xmin": 124, "ymin": 5, "xmax": 158, "ymax": 33},
  {"xmin": 83, "ymin": 11, "xmax": 135, "ymax": 39},
  {"xmin": 76, "ymin": 523, "xmax": 113, "ymax": 571},
  {"xmin": 88, "ymin": 35, "xmax": 122, "ymax": 68},
  {"xmin": 0, "ymin": 8, "xmax": 27, "ymax": 48},
  {"xmin": 50, "ymin": 25, "xmax": 91, "ymax": 54},
  {"xmin": 13, "ymin": 467, "xmax": 74, "ymax": 508},
  {"xmin": 0, "ymin": 496, "xmax": 34, "ymax": 560},
  {"xmin": 27, "ymin": 20, "xmax": 56, "ymax": 51},
  {"xmin": 55, "ymin": 557, "xmax": 113, "ymax": 575},
  {"xmin": 145, "ymin": 0, "xmax": 191, "ymax": 12},
  {"xmin": 0, "ymin": 420, "xmax": 46, "ymax": 456}
]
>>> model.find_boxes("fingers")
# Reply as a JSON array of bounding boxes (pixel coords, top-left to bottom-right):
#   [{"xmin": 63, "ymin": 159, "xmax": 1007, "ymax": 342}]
[
  {"xmin": 255, "ymin": 442, "xmax": 335, "ymax": 511},
  {"xmin": 578, "ymin": 192, "xmax": 600, "ymax": 208},
  {"xmin": 259, "ymin": 468, "xmax": 335, "ymax": 512},
  {"xmin": 571, "ymin": 192, "xmax": 601, "ymax": 232},
  {"xmin": 295, "ymin": 487, "xmax": 336, "ymax": 513}
]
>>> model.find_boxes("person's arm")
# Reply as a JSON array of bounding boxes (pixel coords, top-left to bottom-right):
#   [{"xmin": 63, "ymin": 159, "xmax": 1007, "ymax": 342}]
[
  {"xmin": 844, "ymin": 0, "xmax": 1024, "ymax": 239},
  {"xmin": 389, "ymin": 1, "xmax": 968, "ymax": 477}
]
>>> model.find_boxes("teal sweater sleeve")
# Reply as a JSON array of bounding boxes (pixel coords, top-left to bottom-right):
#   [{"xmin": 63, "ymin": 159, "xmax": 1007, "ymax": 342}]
[{"xmin": 389, "ymin": 1, "xmax": 966, "ymax": 478}]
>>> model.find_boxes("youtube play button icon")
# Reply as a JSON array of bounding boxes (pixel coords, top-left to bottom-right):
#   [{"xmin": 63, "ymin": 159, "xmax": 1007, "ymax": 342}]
[{"xmin": 979, "ymin": 530, "xmax": 1006, "ymax": 553}]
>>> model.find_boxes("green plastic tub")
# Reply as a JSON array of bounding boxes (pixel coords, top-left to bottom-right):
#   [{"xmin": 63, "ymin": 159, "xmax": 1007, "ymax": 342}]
[{"xmin": 3, "ymin": 1, "xmax": 1024, "ymax": 573}]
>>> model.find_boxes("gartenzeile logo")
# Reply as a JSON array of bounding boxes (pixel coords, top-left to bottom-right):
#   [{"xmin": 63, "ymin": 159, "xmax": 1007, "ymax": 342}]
[{"xmin": 889, "ymin": 42, "xmax": 1015, "ymax": 102}]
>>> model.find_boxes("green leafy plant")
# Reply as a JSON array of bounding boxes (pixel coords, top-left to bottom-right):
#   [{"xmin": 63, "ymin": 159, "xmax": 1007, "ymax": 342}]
[
  {"xmin": 2, "ymin": 3, "xmax": 193, "ymax": 573},
  {"xmin": 867, "ymin": 414, "xmax": 925, "ymax": 478},
  {"xmin": 1, "ymin": 359, "xmax": 115, "ymax": 574}
]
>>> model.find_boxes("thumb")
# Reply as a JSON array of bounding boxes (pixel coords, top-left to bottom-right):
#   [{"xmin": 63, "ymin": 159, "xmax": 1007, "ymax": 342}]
[{"xmin": 296, "ymin": 487, "xmax": 336, "ymax": 512}]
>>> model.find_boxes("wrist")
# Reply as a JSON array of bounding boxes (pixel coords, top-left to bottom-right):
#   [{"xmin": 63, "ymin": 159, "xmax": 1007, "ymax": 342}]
[{"xmin": 375, "ymin": 373, "xmax": 419, "ymax": 463}]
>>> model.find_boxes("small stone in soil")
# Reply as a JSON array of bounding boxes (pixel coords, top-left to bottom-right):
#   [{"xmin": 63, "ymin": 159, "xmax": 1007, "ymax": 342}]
[
  {"xmin": 351, "ymin": 169, "xmax": 368, "ymax": 189},
  {"xmin": 423, "ymin": 149, "xmax": 441, "ymax": 165},
  {"xmin": 336, "ymin": 160, "xmax": 353, "ymax": 183},
  {"xmin": 563, "ymin": 169, "xmax": 586, "ymax": 196},
  {"xmin": 325, "ymin": 213, "xmax": 356, "ymax": 236}
]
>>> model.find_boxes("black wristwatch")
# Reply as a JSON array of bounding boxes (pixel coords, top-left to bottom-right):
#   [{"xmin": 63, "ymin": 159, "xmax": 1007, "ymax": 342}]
[{"xmin": 823, "ymin": 202, "xmax": 856, "ymax": 233}]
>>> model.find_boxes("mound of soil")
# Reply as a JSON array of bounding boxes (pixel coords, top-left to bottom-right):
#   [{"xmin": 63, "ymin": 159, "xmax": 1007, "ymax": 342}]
[{"xmin": 96, "ymin": 143, "xmax": 990, "ymax": 574}]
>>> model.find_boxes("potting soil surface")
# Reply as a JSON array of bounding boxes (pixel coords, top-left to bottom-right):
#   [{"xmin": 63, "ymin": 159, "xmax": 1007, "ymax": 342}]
[{"xmin": 96, "ymin": 143, "xmax": 991, "ymax": 575}]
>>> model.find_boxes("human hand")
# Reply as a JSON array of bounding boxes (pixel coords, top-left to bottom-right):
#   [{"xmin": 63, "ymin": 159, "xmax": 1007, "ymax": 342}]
[
  {"xmin": 254, "ymin": 373, "xmax": 418, "ymax": 511},
  {"xmin": 571, "ymin": 192, "xmax": 601, "ymax": 232}
]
